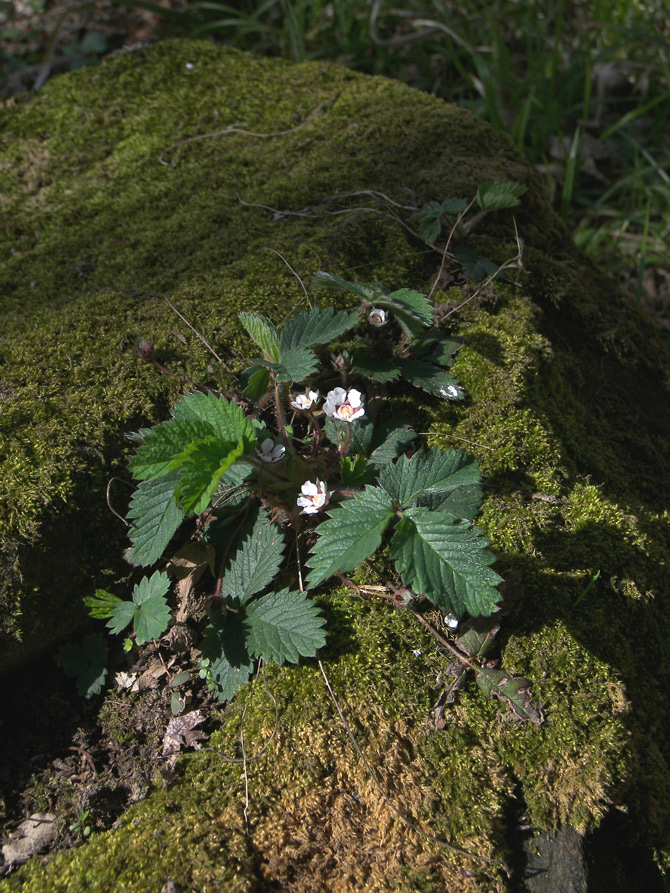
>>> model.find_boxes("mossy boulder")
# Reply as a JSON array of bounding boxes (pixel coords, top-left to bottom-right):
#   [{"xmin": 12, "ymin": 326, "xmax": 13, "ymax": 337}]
[{"xmin": 1, "ymin": 39, "xmax": 669, "ymax": 891}]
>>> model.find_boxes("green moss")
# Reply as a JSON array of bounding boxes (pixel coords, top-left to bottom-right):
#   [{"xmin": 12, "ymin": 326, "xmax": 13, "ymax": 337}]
[{"xmin": 2, "ymin": 38, "xmax": 670, "ymax": 890}]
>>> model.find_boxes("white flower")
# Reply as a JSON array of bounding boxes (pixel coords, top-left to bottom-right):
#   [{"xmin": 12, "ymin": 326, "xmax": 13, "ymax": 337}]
[
  {"xmin": 291, "ymin": 390, "xmax": 319, "ymax": 411},
  {"xmin": 297, "ymin": 479, "xmax": 329, "ymax": 515},
  {"xmin": 323, "ymin": 387, "xmax": 365, "ymax": 422},
  {"xmin": 256, "ymin": 437, "xmax": 286, "ymax": 464},
  {"xmin": 368, "ymin": 308, "xmax": 387, "ymax": 327}
]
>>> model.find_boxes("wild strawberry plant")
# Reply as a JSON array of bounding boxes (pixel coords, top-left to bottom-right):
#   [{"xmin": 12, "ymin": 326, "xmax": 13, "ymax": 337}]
[{"xmin": 73, "ymin": 181, "xmax": 539, "ymax": 719}]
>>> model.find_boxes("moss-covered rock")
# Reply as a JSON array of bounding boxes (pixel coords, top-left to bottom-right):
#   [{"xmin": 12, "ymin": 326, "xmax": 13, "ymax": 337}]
[{"xmin": 1, "ymin": 39, "xmax": 669, "ymax": 890}]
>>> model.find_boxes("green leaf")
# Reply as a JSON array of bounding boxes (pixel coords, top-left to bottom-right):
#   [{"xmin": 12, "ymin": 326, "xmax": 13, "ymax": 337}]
[
  {"xmin": 128, "ymin": 419, "xmax": 214, "ymax": 480},
  {"xmin": 280, "ymin": 306, "xmax": 359, "ymax": 352},
  {"xmin": 476, "ymin": 180, "xmax": 527, "ymax": 212},
  {"xmin": 368, "ymin": 423, "xmax": 417, "ymax": 468},
  {"xmin": 379, "ymin": 447, "xmax": 481, "ymax": 512},
  {"xmin": 107, "ymin": 571, "xmax": 171, "ymax": 644},
  {"xmin": 83, "ymin": 589, "xmax": 123, "ymax": 619},
  {"xmin": 390, "ymin": 507, "xmax": 502, "ymax": 616},
  {"xmin": 451, "ymin": 244, "xmax": 501, "ymax": 281},
  {"xmin": 171, "ymin": 392, "xmax": 256, "ymax": 449},
  {"xmin": 412, "ymin": 332, "xmax": 463, "ymax": 367},
  {"xmin": 307, "ymin": 486, "xmax": 395, "ymax": 588},
  {"xmin": 475, "ymin": 668, "xmax": 544, "ymax": 724},
  {"xmin": 238, "ymin": 312, "xmax": 281, "ymax": 362},
  {"xmin": 221, "ymin": 507, "xmax": 285, "ymax": 605},
  {"xmin": 341, "ymin": 453, "xmax": 370, "ymax": 487},
  {"xmin": 240, "ymin": 365, "xmax": 271, "ymax": 402},
  {"xmin": 56, "ymin": 633, "xmax": 108, "ymax": 699},
  {"xmin": 106, "ymin": 600, "xmax": 138, "ymax": 636},
  {"xmin": 398, "ymin": 359, "xmax": 464, "ymax": 400},
  {"xmin": 312, "ymin": 271, "xmax": 387, "ymax": 303},
  {"xmin": 178, "ymin": 437, "xmax": 246, "ymax": 515},
  {"xmin": 352, "ymin": 353, "xmax": 401, "ymax": 383},
  {"xmin": 201, "ymin": 617, "xmax": 255, "ymax": 702},
  {"xmin": 276, "ymin": 347, "xmax": 319, "ymax": 383},
  {"xmin": 387, "ymin": 289, "xmax": 434, "ymax": 327},
  {"xmin": 244, "ymin": 589, "xmax": 326, "ymax": 664},
  {"xmin": 127, "ymin": 472, "xmax": 184, "ymax": 566}
]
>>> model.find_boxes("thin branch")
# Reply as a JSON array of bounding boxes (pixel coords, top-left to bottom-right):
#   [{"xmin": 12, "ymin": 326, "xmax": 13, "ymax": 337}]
[{"xmin": 164, "ymin": 297, "xmax": 226, "ymax": 366}]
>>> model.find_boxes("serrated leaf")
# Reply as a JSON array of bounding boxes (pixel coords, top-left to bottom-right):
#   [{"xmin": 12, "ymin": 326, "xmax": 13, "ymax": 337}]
[
  {"xmin": 307, "ymin": 486, "xmax": 395, "ymax": 588},
  {"xmin": 171, "ymin": 392, "xmax": 256, "ymax": 449},
  {"xmin": 398, "ymin": 358, "xmax": 464, "ymax": 400},
  {"xmin": 244, "ymin": 589, "xmax": 326, "ymax": 664},
  {"xmin": 179, "ymin": 437, "xmax": 246, "ymax": 515},
  {"xmin": 133, "ymin": 593, "xmax": 172, "ymax": 645},
  {"xmin": 129, "ymin": 419, "xmax": 214, "ymax": 480},
  {"xmin": 387, "ymin": 289, "xmax": 434, "ymax": 327},
  {"xmin": 390, "ymin": 507, "xmax": 502, "ymax": 616},
  {"xmin": 368, "ymin": 423, "xmax": 417, "ymax": 468},
  {"xmin": 476, "ymin": 180, "xmax": 527, "ymax": 211},
  {"xmin": 451, "ymin": 244, "xmax": 501, "ymax": 281},
  {"xmin": 379, "ymin": 447, "xmax": 481, "ymax": 511},
  {"xmin": 131, "ymin": 570, "xmax": 171, "ymax": 644},
  {"xmin": 238, "ymin": 312, "xmax": 280, "ymax": 361},
  {"xmin": 312, "ymin": 271, "xmax": 387, "ymax": 302},
  {"xmin": 352, "ymin": 353, "xmax": 401, "ymax": 383},
  {"xmin": 201, "ymin": 617, "xmax": 254, "ymax": 702},
  {"xmin": 475, "ymin": 668, "xmax": 544, "ymax": 724},
  {"xmin": 276, "ymin": 347, "xmax": 319, "ymax": 383},
  {"xmin": 107, "ymin": 600, "xmax": 138, "ymax": 636},
  {"xmin": 221, "ymin": 507, "xmax": 285, "ymax": 605},
  {"xmin": 341, "ymin": 453, "xmax": 370, "ymax": 487},
  {"xmin": 83, "ymin": 589, "xmax": 124, "ymax": 619},
  {"xmin": 412, "ymin": 332, "xmax": 464, "ymax": 367},
  {"xmin": 455, "ymin": 615, "xmax": 500, "ymax": 658},
  {"xmin": 240, "ymin": 365, "xmax": 271, "ymax": 403},
  {"xmin": 127, "ymin": 472, "xmax": 184, "ymax": 566},
  {"xmin": 280, "ymin": 306, "xmax": 359, "ymax": 352}
]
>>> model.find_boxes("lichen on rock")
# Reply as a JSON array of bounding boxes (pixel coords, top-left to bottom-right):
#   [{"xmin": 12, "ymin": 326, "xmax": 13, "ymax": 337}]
[{"xmin": 1, "ymin": 39, "xmax": 669, "ymax": 891}]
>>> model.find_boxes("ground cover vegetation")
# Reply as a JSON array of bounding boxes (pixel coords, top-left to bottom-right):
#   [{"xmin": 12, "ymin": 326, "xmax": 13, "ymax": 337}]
[{"xmin": 2, "ymin": 0, "xmax": 669, "ymax": 328}]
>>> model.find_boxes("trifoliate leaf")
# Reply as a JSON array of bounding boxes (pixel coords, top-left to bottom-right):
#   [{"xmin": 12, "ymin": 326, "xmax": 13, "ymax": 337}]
[
  {"xmin": 244, "ymin": 589, "xmax": 326, "ymax": 664},
  {"xmin": 178, "ymin": 437, "xmax": 246, "ymax": 515},
  {"xmin": 127, "ymin": 472, "xmax": 184, "ymax": 566},
  {"xmin": 171, "ymin": 392, "xmax": 256, "ymax": 449},
  {"xmin": 56, "ymin": 633, "xmax": 108, "ymax": 699},
  {"xmin": 398, "ymin": 358, "xmax": 464, "ymax": 400},
  {"xmin": 390, "ymin": 507, "xmax": 502, "ymax": 616},
  {"xmin": 312, "ymin": 272, "xmax": 388, "ymax": 303},
  {"xmin": 476, "ymin": 180, "xmax": 527, "ymax": 212},
  {"xmin": 201, "ymin": 617, "xmax": 254, "ymax": 702},
  {"xmin": 238, "ymin": 312, "xmax": 281, "ymax": 362},
  {"xmin": 352, "ymin": 353, "xmax": 401, "ymax": 383},
  {"xmin": 221, "ymin": 507, "xmax": 285, "ymax": 605},
  {"xmin": 280, "ymin": 306, "xmax": 359, "ymax": 352},
  {"xmin": 341, "ymin": 453, "xmax": 370, "ymax": 488},
  {"xmin": 379, "ymin": 447, "xmax": 481, "ymax": 511},
  {"xmin": 307, "ymin": 486, "xmax": 395, "ymax": 588},
  {"xmin": 128, "ymin": 419, "xmax": 214, "ymax": 480}
]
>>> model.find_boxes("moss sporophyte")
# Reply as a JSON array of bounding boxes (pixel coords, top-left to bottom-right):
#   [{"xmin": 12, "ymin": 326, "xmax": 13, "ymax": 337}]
[{"xmin": 65, "ymin": 181, "xmax": 541, "ymax": 724}]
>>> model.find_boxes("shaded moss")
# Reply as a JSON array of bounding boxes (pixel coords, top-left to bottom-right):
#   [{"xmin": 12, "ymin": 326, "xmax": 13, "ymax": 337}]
[{"xmin": 2, "ymin": 39, "xmax": 670, "ymax": 891}]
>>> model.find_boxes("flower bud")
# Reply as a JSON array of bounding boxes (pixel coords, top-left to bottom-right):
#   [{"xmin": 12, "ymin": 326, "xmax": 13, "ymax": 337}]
[{"xmin": 135, "ymin": 337, "xmax": 154, "ymax": 360}]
